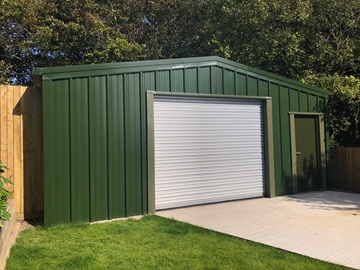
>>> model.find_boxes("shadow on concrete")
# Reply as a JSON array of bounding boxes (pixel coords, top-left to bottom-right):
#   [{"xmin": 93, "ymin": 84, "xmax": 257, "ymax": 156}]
[{"xmin": 283, "ymin": 191, "xmax": 360, "ymax": 212}]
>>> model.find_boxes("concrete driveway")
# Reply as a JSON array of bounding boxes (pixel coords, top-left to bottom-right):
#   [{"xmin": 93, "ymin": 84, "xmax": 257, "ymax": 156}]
[{"xmin": 157, "ymin": 191, "xmax": 360, "ymax": 269}]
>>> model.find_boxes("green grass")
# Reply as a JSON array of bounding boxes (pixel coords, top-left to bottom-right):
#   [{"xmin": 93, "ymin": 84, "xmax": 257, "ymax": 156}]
[{"xmin": 7, "ymin": 215, "xmax": 348, "ymax": 270}]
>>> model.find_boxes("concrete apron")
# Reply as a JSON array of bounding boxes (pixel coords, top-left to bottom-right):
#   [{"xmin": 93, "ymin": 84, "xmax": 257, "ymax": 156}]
[{"xmin": 157, "ymin": 191, "xmax": 360, "ymax": 269}]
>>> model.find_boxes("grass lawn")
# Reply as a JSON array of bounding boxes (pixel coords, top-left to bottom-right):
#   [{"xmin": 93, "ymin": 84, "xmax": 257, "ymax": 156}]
[{"xmin": 7, "ymin": 215, "xmax": 348, "ymax": 270}]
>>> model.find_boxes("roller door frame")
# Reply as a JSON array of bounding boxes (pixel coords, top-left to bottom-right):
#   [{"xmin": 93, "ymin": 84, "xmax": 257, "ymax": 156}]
[{"xmin": 147, "ymin": 91, "xmax": 275, "ymax": 213}]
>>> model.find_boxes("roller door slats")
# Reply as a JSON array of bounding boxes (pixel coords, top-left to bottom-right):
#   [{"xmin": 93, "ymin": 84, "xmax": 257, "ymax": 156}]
[
  {"xmin": 158, "ymin": 188, "xmax": 263, "ymax": 200},
  {"xmin": 156, "ymin": 150, "xmax": 262, "ymax": 154},
  {"xmin": 155, "ymin": 161, "xmax": 264, "ymax": 170},
  {"xmin": 156, "ymin": 179, "xmax": 264, "ymax": 189},
  {"xmin": 157, "ymin": 183, "xmax": 264, "ymax": 194},
  {"xmin": 155, "ymin": 170, "xmax": 264, "ymax": 178},
  {"xmin": 158, "ymin": 192, "xmax": 263, "ymax": 209},
  {"xmin": 154, "ymin": 96, "xmax": 265, "ymax": 210}
]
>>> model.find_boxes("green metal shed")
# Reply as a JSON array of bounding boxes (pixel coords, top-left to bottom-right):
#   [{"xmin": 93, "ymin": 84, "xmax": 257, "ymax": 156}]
[{"xmin": 33, "ymin": 56, "xmax": 330, "ymax": 227}]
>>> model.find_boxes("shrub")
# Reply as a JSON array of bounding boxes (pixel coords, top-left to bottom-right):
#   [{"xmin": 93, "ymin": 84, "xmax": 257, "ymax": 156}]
[{"xmin": 0, "ymin": 161, "xmax": 13, "ymax": 226}]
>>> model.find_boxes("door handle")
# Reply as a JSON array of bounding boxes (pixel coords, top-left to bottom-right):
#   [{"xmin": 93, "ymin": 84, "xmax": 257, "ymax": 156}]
[{"xmin": 296, "ymin": 151, "xmax": 301, "ymax": 156}]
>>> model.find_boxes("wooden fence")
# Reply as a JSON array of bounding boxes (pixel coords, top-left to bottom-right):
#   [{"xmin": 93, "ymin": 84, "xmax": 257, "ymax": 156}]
[
  {"xmin": 0, "ymin": 85, "xmax": 43, "ymax": 220},
  {"xmin": 330, "ymin": 147, "xmax": 360, "ymax": 193}
]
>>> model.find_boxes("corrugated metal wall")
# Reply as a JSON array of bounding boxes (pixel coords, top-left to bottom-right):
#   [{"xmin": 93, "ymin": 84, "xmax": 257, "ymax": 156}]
[{"xmin": 39, "ymin": 57, "xmax": 329, "ymax": 226}]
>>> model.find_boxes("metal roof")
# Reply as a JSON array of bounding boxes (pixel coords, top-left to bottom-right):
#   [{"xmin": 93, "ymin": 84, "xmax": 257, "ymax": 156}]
[{"xmin": 33, "ymin": 56, "xmax": 329, "ymax": 95}]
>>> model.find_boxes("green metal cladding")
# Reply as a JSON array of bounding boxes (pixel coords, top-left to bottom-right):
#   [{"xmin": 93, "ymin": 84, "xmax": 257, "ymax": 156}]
[{"xmin": 34, "ymin": 56, "xmax": 330, "ymax": 227}]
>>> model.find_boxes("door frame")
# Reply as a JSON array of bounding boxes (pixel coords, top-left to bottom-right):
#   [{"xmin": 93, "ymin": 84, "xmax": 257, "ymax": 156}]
[
  {"xmin": 147, "ymin": 91, "xmax": 276, "ymax": 214},
  {"xmin": 289, "ymin": 112, "xmax": 326, "ymax": 194}
]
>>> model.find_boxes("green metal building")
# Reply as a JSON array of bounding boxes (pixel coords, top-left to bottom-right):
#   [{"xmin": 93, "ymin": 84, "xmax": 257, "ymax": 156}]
[{"xmin": 33, "ymin": 56, "xmax": 330, "ymax": 227}]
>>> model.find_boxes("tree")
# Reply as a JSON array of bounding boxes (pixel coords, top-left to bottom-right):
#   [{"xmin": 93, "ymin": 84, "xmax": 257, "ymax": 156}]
[
  {"xmin": 303, "ymin": 74, "xmax": 360, "ymax": 146},
  {"xmin": 0, "ymin": 0, "xmax": 147, "ymax": 85},
  {"xmin": 212, "ymin": 0, "xmax": 311, "ymax": 78},
  {"xmin": 143, "ymin": 0, "xmax": 215, "ymax": 59},
  {"xmin": 213, "ymin": 0, "xmax": 360, "ymax": 79}
]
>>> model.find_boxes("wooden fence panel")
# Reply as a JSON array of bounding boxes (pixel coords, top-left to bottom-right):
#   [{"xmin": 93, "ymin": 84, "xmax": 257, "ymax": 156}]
[
  {"xmin": 0, "ymin": 85, "xmax": 43, "ymax": 220},
  {"xmin": 330, "ymin": 147, "xmax": 360, "ymax": 193}
]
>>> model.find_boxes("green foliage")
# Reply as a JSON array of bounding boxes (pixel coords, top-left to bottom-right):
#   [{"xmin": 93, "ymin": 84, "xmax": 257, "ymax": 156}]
[
  {"xmin": 0, "ymin": 0, "xmax": 148, "ymax": 85},
  {"xmin": 2, "ymin": 0, "xmax": 360, "ymax": 84},
  {"xmin": 213, "ymin": 0, "xmax": 311, "ymax": 78},
  {"xmin": 85, "ymin": 37, "xmax": 146, "ymax": 63},
  {"xmin": 213, "ymin": 0, "xmax": 360, "ymax": 80},
  {"xmin": 143, "ymin": 0, "xmax": 215, "ymax": 59},
  {"xmin": 0, "ymin": 161, "xmax": 13, "ymax": 225},
  {"xmin": 303, "ymin": 75, "xmax": 360, "ymax": 146}
]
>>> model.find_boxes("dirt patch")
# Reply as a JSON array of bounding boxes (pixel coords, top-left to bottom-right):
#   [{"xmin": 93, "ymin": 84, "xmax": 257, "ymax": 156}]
[{"xmin": 18, "ymin": 218, "xmax": 43, "ymax": 232}]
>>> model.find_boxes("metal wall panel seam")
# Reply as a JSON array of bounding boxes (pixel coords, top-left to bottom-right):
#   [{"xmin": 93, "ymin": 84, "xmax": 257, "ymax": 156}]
[
  {"xmin": 68, "ymin": 78, "xmax": 73, "ymax": 222},
  {"xmin": 87, "ymin": 76, "xmax": 91, "ymax": 221},
  {"xmin": 265, "ymin": 99, "xmax": 275, "ymax": 197},
  {"xmin": 154, "ymin": 70, "xmax": 157, "ymax": 91},
  {"xmin": 180, "ymin": 69, "xmax": 185, "ymax": 93},
  {"xmin": 287, "ymin": 86, "xmax": 292, "ymax": 115},
  {"xmin": 246, "ymin": 74, "xmax": 249, "ymax": 96},
  {"xmin": 88, "ymin": 76, "xmax": 93, "ymax": 221},
  {"xmin": 276, "ymin": 84, "xmax": 285, "ymax": 191},
  {"xmin": 139, "ymin": 71, "xmax": 147, "ymax": 214},
  {"xmin": 69, "ymin": 78, "xmax": 73, "ymax": 222},
  {"xmin": 140, "ymin": 71, "xmax": 144, "ymax": 214},
  {"xmin": 122, "ymin": 74, "xmax": 127, "ymax": 217},
  {"xmin": 134, "ymin": 73, "xmax": 142, "ymax": 214},
  {"xmin": 280, "ymin": 86, "xmax": 292, "ymax": 194},
  {"xmin": 210, "ymin": 66, "xmax": 213, "ymax": 94},
  {"xmin": 270, "ymin": 83, "xmax": 282, "ymax": 195},
  {"xmin": 147, "ymin": 92, "xmax": 155, "ymax": 214},
  {"xmin": 69, "ymin": 77, "xmax": 90, "ymax": 222},
  {"xmin": 52, "ymin": 79, "xmax": 71, "ymax": 225},
  {"xmin": 196, "ymin": 67, "xmax": 199, "ymax": 94},
  {"xmin": 61, "ymin": 79, "xmax": 71, "ymax": 224},
  {"xmin": 316, "ymin": 95, "xmax": 319, "ymax": 112},
  {"xmin": 169, "ymin": 69, "xmax": 172, "ymax": 92},
  {"xmin": 222, "ymin": 67, "xmax": 225, "ymax": 94},
  {"xmin": 124, "ymin": 73, "xmax": 142, "ymax": 216},
  {"xmin": 289, "ymin": 114, "xmax": 297, "ymax": 194},
  {"xmin": 89, "ymin": 76, "xmax": 109, "ymax": 221},
  {"xmin": 306, "ymin": 92, "xmax": 310, "ymax": 112},
  {"xmin": 106, "ymin": 75, "xmax": 110, "ymax": 220},
  {"xmin": 124, "ymin": 73, "xmax": 129, "ymax": 217},
  {"xmin": 234, "ymin": 69, "xmax": 238, "ymax": 95}
]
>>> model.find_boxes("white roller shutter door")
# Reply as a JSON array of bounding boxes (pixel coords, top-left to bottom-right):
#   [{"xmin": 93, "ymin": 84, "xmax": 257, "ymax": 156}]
[{"xmin": 154, "ymin": 95, "xmax": 265, "ymax": 210}]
